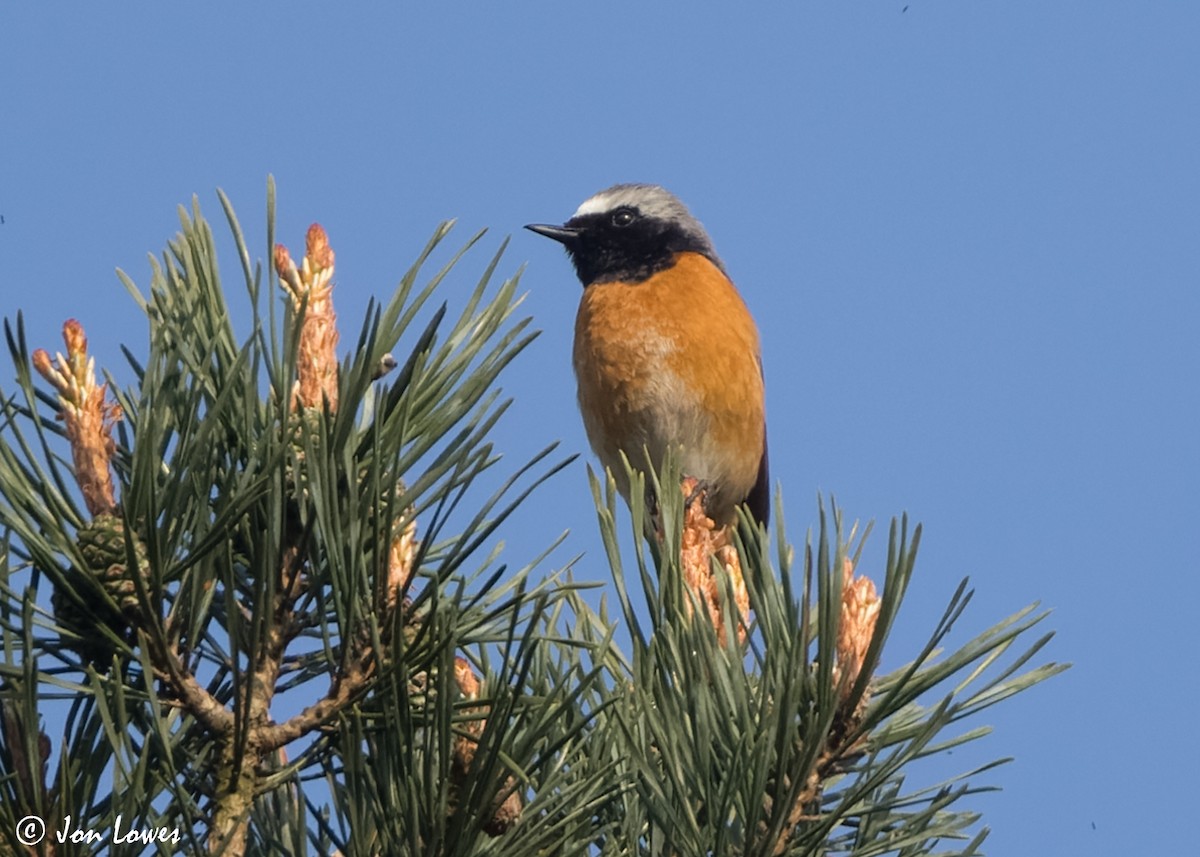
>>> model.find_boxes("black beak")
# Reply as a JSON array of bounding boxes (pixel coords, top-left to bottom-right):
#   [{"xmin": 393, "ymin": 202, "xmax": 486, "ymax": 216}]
[{"xmin": 524, "ymin": 223, "xmax": 581, "ymax": 247}]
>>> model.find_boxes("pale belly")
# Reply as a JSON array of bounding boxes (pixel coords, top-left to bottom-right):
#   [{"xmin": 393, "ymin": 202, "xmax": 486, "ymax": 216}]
[{"xmin": 575, "ymin": 325, "xmax": 743, "ymax": 497}]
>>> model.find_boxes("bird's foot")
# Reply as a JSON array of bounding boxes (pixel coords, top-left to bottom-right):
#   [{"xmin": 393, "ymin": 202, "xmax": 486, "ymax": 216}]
[{"xmin": 682, "ymin": 477, "xmax": 715, "ymax": 519}]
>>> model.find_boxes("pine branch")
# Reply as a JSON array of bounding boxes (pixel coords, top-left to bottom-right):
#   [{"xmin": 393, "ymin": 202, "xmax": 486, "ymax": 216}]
[
  {"xmin": 588, "ymin": 456, "xmax": 1066, "ymax": 856},
  {"xmin": 0, "ymin": 180, "xmax": 600, "ymax": 856}
]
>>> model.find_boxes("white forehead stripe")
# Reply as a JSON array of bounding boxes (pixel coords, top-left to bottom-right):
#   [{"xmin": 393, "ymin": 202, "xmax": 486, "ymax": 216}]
[
  {"xmin": 572, "ymin": 191, "xmax": 618, "ymax": 218},
  {"xmin": 571, "ymin": 184, "xmax": 691, "ymax": 222}
]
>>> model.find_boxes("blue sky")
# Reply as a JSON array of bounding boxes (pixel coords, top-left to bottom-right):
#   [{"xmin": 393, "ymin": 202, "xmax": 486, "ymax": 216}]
[{"xmin": 3, "ymin": 2, "xmax": 1198, "ymax": 854}]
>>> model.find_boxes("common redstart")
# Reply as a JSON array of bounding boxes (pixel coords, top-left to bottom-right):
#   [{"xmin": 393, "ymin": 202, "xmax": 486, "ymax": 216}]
[{"xmin": 527, "ymin": 184, "xmax": 769, "ymax": 527}]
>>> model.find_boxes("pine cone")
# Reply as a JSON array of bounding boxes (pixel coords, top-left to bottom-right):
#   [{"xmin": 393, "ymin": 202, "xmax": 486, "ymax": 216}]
[
  {"xmin": 78, "ymin": 513, "xmax": 147, "ymax": 618},
  {"xmin": 53, "ymin": 513, "xmax": 149, "ymax": 667}
]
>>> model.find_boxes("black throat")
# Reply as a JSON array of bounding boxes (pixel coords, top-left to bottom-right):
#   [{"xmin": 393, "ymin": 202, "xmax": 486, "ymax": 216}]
[{"xmin": 564, "ymin": 213, "xmax": 717, "ymax": 286}]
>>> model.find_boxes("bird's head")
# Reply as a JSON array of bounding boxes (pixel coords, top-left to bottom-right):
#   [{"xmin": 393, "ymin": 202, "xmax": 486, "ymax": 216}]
[{"xmin": 526, "ymin": 183, "xmax": 724, "ymax": 286}]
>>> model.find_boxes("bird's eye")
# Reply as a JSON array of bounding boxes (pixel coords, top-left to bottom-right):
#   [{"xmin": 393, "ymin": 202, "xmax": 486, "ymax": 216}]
[{"xmin": 611, "ymin": 208, "xmax": 637, "ymax": 227}]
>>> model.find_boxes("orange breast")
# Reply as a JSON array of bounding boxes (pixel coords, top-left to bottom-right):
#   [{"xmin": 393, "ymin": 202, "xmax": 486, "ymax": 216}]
[{"xmin": 572, "ymin": 252, "xmax": 765, "ymax": 517}]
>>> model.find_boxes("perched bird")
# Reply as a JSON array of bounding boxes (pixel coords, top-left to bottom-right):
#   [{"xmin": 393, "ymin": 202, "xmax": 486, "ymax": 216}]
[{"xmin": 526, "ymin": 184, "xmax": 769, "ymax": 527}]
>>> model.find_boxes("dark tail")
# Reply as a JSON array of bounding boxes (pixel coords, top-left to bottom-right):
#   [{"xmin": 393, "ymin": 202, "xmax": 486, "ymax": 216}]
[{"xmin": 745, "ymin": 428, "xmax": 770, "ymax": 528}]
